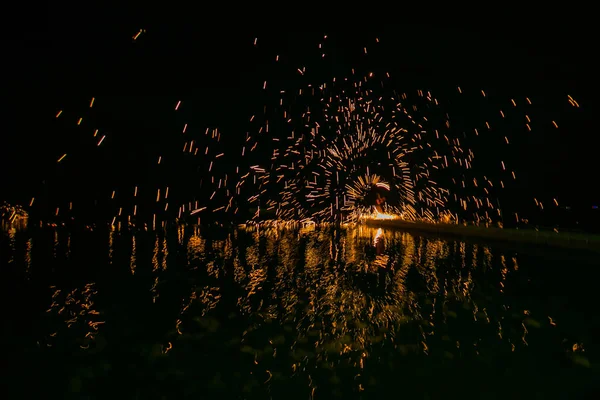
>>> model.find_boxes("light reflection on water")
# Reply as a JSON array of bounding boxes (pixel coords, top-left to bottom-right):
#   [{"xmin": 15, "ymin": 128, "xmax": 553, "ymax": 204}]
[{"xmin": 1, "ymin": 224, "xmax": 598, "ymax": 398}]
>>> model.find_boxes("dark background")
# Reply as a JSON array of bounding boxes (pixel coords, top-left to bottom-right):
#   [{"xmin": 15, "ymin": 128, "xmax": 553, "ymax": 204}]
[{"xmin": 3, "ymin": 12, "xmax": 598, "ymax": 227}]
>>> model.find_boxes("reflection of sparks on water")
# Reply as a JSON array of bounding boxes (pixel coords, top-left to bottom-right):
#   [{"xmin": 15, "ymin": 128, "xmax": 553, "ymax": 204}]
[
  {"xmin": 373, "ymin": 228, "xmax": 389, "ymax": 268},
  {"xmin": 21, "ymin": 222, "xmax": 562, "ymax": 397},
  {"xmin": 373, "ymin": 228, "xmax": 384, "ymax": 246},
  {"xmin": 130, "ymin": 234, "xmax": 136, "ymax": 275},
  {"xmin": 44, "ymin": 283, "xmax": 103, "ymax": 350},
  {"xmin": 25, "ymin": 238, "xmax": 33, "ymax": 276}
]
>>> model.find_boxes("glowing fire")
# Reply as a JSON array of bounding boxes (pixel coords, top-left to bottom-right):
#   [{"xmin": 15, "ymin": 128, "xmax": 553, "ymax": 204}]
[
  {"xmin": 373, "ymin": 211, "xmax": 398, "ymax": 220},
  {"xmin": 360, "ymin": 210, "xmax": 400, "ymax": 220}
]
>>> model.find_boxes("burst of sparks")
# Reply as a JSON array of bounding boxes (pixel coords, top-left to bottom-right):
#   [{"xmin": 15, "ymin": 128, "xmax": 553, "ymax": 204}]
[{"xmin": 38, "ymin": 31, "xmax": 582, "ymax": 229}]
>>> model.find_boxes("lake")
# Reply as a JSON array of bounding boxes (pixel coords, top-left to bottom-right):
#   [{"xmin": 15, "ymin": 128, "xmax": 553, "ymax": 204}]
[{"xmin": 2, "ymin": 223, "xmax": 598, "ymax": 399}]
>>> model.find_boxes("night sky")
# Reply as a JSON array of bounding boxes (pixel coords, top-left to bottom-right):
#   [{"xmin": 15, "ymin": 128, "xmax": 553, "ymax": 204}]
[{"xmin": 3, "ymin": 15, "xmax": 598, "ymax": 226}]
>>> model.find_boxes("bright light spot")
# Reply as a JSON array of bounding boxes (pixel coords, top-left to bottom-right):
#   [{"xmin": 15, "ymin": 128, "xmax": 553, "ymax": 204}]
[
  {"xmin": 361, "ymin": 210, "xmax": 400, "ymax": 220},
  {"xmin": 373, "ymin": 228, "xmax": 384, "ymax": 246}
]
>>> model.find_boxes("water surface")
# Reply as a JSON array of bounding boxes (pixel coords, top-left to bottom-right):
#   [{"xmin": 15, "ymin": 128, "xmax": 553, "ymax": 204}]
[{"xmin": 2, "ymin": 224, "xmax": 598, "ymax": 399}]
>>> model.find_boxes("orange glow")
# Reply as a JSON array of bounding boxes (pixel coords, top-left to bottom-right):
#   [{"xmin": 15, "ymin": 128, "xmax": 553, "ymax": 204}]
[{"xmin": 362, "ymin": 211, "xmax": 400, "ymax": 220}]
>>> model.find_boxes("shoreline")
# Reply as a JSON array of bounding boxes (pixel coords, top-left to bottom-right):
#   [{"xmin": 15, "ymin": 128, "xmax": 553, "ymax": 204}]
[{"xmin": 364, "ymin": 219, "xmax": 600, "ymax": 253}]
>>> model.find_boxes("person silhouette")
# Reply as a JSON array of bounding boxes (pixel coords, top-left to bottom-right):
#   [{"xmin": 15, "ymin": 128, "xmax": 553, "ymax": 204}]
[{"xmin": 375, "ymin": 193, "xmax": 386, "ymax": 213}]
